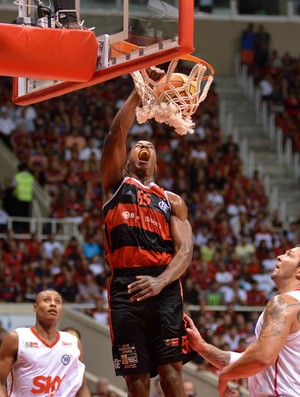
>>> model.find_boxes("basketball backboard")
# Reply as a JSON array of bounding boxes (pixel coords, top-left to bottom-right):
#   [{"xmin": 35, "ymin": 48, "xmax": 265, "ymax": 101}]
[{"xmin": 12, "ymin": 0, "xmax": 195, "ymax": 105}]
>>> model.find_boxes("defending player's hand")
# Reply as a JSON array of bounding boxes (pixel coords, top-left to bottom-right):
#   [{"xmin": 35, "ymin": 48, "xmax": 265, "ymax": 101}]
[
  {"xmin": 184, "ymin": 313, "xmax": 206, "ymax": 353},
  {"xmin": 128, "ymin": 275, "xmax": 164, "ymax": 301},
  {"xmin": 218, "ymin": 382, "xmax": 239, "ymax": 397}
]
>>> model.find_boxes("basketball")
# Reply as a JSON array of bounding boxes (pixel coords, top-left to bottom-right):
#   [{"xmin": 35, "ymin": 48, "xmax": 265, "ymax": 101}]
[{"xmin": 155, "ymin": 73, "xmax": 198, "ymax": 105}]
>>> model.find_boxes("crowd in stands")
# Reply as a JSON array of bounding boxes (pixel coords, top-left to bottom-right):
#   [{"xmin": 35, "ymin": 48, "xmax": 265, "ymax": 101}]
[
  {"xmin": 241, "ymin": 22, "xmax": 300, "ymax": 152},
  {"xmin": 0, "ymin": 26, "xmax": 300, "ymax": 384}
]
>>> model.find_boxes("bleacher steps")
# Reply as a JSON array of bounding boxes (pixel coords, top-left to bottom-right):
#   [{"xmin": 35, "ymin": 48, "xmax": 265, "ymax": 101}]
[{"xmin": 215, "ymin": 75, "xmax": 299, "ymax": 222}]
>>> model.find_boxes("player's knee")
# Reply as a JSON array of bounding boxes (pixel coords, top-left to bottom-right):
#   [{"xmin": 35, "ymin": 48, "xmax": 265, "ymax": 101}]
[
  {"xmin": 159, "ymin": 363, "xmax": 183, "ymax": 388},
  {"xmin": 125, "ymin": 373, "xmax": 150, "ymax": 393}
]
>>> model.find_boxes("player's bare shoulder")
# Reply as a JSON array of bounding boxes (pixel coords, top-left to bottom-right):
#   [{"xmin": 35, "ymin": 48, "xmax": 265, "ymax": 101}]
[
  {"xmin": 283, "ymin": 294, "xmax": 300, "ymax": 320},
  {"xmin": 166, "ymin": 191, "xmax": 188, "ymax": 220},
  {"xmin": 267, "ymin": 293, "xmax": 300, "ymax": 333},
  {"xmin": 0, "ymin": 330, "xmax": 19, "ymax": 356}
]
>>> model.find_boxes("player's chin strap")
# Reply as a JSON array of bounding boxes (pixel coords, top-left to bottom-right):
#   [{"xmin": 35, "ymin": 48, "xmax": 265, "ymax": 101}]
[{"xmin": 131, "ymin": 55, "xmax": 214, "ymax": 135}]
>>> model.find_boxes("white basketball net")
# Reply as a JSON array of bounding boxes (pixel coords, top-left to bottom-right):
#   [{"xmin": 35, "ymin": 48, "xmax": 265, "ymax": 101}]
[{"xmin": 131, "ymin": 58, "xmax": 214, "ymax": 135}]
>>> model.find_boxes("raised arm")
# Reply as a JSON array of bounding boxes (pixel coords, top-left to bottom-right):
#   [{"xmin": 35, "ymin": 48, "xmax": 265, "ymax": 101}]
[
  {"xmin": 100, "ymin": 88, "xmax": 141, "ymax": 200},
  {"xmin": 100, "ymin": 67, "xmax": 165, "ymax": 201},
  {"xmin": 218, "ymin": 294, "xmax": 296, "ymax": 396},
  {"xmin": 0, "ymin": 332, "xmax": 18, "ymax": 397}
]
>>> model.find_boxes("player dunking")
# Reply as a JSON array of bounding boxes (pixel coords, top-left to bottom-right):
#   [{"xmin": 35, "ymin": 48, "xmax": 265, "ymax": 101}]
[{"xmin": 100, "ymin": 67, "xmax": 195, "ymax": 397}]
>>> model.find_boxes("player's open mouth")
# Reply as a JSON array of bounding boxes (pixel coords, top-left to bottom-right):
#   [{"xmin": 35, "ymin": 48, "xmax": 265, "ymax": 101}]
[{"xmin": 138, "ymin": 149, "xmax": 150, "ymax": 161}]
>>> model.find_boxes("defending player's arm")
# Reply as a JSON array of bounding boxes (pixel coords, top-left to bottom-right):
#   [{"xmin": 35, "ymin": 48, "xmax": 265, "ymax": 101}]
[
  {"xmin": 218, "ymin": 294, "xmax": 295, "ymax": 396},
  {"xmin": 185, "ymin": 314, "xmax": 233, "ymax": 370},
  {"xmin": 128, "ymin": 192, "xmax": 193, "ymax": 301},
  {"xmin": 76, "ymin": 339, "xmax": 92, "ymax": 397},
  {"xmin": 0, "ymin": 332, "xmax": 18, "ymax": 397}
]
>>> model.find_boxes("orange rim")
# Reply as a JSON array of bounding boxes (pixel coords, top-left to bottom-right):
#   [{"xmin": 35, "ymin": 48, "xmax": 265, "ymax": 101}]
[{"xmin": 179, "ymin": 54, "xmax": 215, "ymax": 80}]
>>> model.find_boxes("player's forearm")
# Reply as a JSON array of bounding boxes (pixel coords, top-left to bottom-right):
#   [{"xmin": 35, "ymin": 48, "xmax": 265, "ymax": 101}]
[
  {"xmin": 157, "ymin": 246, "xmax": 192, "ymax": 287},
  {"xmin": 220, "ymin": 349, "xmax": 270, "ymax": 381},
  {"xmin": 109, "ymin": 89, "xmax": 141, "ymax": 140},
  {"xmin": 0, "ymin": 383, "xmax": 8, "ymax": 397},
  {"xmin": 158, "ymin": 216, "xmax": 193, "ymax": 286},
  {"xmin": 194, "ymin": 342, "xmax": 231, "ymax": 370}
]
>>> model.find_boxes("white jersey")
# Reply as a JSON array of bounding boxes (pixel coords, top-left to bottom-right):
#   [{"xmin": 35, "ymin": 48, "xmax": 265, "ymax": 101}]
[
  {"xmin": 248, "ymin": 290, "xmax": 300, "ymax": 397},
  {"xmin": 7, "ymin": 327, "xmax": 85, "ymax": 397}
]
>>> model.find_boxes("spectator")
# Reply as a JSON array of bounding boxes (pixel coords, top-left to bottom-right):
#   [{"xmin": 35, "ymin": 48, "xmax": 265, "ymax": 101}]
[
  {"xmin": 243, "ymin": 321, "xmax": 255, "ymax": 345},
  {"xmin": 240, "ymin": 23, "xmax": 255, "ymax": 72},
  {"xmin": 90, "ymin": 297, "xmax": 108, "ymax": 325},
  {"xmin": 193, "ymin": 225, "xmax": 212, "ymax": 248},
  {"xmin": 183, "ymin": 278, "xmax": 201, "ymax": 306},
  {"xmin": 13, "ymin": 162, "xmax": 34, "ymax": 232},
  {"xmin": 221, "ymin": 280, "xmax": 247, "ymax": 305},
  {"xmin": 183, "ymin": 379, "xmax": 197, "ymax": 397},
  {"xmin": 65, "ymin": 128, "xmax": 87, "ymax": 151},
  {"xmin": 200, "ymin": 238, "xmax": 217, "ymax": 262},
  {"xmin": 204, "ymin": 281, "xmax": 223, "ymax": 306},
  {"xmin": 246, "ymin": 280, "xmax": 266, "ymax": 306},
  {"xmin": 254, "ymin": 222, "xmax": 273, "ymax": 249},
  {"xmin": 1, "ymin": 177, "xmax": 17, "ymax": 216},
  {"xmin": 254, "ymin": 24, "xmax": 271, "ymax": 68},
  {"xmin": 215, "ymin": 262, "xmax": 234, "ymax": 285},
  {"xmin": 234, "ymin": 235, "xmax": 255, "ymax": 262},
  {"xmin": 0, "ymin": 208, "xmax": 8, "ymax": 233},
  {"xmin": 261, "ymin": 249, "xmax": 278, "ymax": 271},
  {"xmin": 198, "ymin": 0, "xmax": 213, "ymax": 13},
  {"xmin": 0, "ymin": 107, "xmax": 16, "ymax": 147},
  {"xmin": 0, "ymin": 270, "xmax": 21, "ymax": 302},
  {"xmin": 25, "ymin": 232, "xmax": 43, "ymax": 261},
  {"xmin": 223, "ymin": 325, "xmax": 242, "ymax": 352},
  {"xmin": 82, "ymin": 235, "xmax": 102, "ymax": 260},
  {"xmin": 15, "ymin": 107, "xmax": 36, "ymax": 133},
  {"xmin": 79, "ymin": 137, "xmax": 101, "ymax": 160},
  {"xmin": 252, "ymin": 264, "xmax": 276, "ymax": 299},
  {"xmin": 57, "ymin": 267, "xmax": 80, "ymax": 302},
  {"xmin": 62, "ymin": 326, "xmax": 82, "ymax": 340},
  {"xmin": 92, "ymin": 377, "xmax": 109, "ymax": 397},
  {"xmin": 256, "ymin": 239, "xmax": 271, "ymax": 261},
  {"xmin": 2, "ymin": 239, "xmax": 24, "ymax": 271},
  {"xmin": 22, "ymin": 277, "xmax": 37, "ymax": 302},
  {"xmin": 259, "ymin": 74, "xmax": 274, "ymax": 101},
  {"xmin": 42, "ymin": 233, "xmax": 64, "ymax": 259},
  {"xmin": 77, "ymin": 272, "xmax": 103, "ymax": 304},
  {"xmin": 64, "ymin": 236, "xmax": 83, "ymax": 263}
]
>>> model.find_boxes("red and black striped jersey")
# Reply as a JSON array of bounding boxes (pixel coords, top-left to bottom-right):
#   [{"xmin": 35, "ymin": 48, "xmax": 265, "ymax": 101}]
[{"xmin": 103, "ymin": 177, "xmax": 174, "ymax": 269}]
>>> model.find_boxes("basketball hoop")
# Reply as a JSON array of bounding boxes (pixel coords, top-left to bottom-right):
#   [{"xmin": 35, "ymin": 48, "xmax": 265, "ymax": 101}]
[{"xmin": 131, "ymin": 55, "xmax": 214, "ymax": 135}]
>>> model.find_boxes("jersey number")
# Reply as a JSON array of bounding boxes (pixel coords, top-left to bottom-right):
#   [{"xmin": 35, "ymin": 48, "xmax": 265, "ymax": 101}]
[{"xmin": 137, "ymin": 190, "xmax": 151, "ymax": 206}]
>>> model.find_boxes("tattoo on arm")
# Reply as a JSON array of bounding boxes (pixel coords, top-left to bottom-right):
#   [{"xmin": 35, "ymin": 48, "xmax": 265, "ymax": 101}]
[
  {"xmin": 259, "ymin": 296, "xmax": 287, "ymax": 342},
  {"xmin": 204, "ymin": 345, "xmax": 230, "ymax": 369}
]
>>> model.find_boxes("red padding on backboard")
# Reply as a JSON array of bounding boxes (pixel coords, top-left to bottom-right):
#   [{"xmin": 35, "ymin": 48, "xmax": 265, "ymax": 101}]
[
  {"xmin": 12, "ymin": 0, "xmax": 195, "ymax": 105},
  {"xmin": 0, "ymin": 23, "xmax": 98, "ymax": 82}
]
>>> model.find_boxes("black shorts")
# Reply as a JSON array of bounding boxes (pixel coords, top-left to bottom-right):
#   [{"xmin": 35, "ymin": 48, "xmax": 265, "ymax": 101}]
[{"xmin": 109, "ymin": 266, "xmax": 195, "ymax": 377}]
